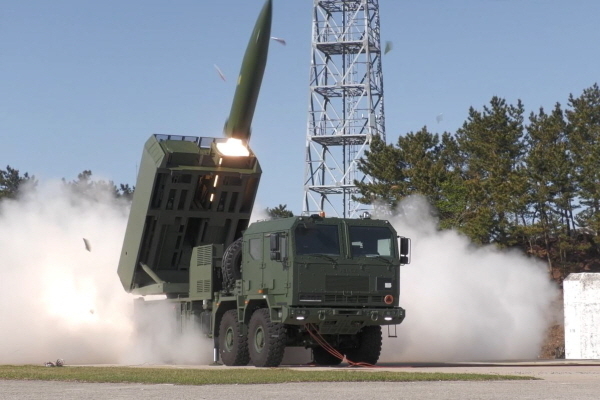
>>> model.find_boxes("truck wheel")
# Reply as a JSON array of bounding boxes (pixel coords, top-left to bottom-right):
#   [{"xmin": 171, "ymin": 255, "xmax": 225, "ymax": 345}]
[
  {"xmin": 312, "ymin": 346, "xmax": 343, "ymax": 366},
  {"xmin": 248, "ymin": 308, "xmax": 286, "ymax": 367},
  {"xmin": 222, "ymin": 238, "xmax": 243, "ymax": 289},
  {"xmin": 218, "ymin": 309, "xmax": 249, "ymax": 366},
  {"xmin": 344, "ymin": 325, "xmax": 382, "ymax": 365}
]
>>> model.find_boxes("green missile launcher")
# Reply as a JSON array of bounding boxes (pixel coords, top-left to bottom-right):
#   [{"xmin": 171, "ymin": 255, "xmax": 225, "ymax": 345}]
[
  {"xmin": 118, "ymin": 0, "xmax": 411, "ymax": 368},
  {"xmin": 118, "ymin": 0, "xmax": 272, "ymax": 295},
  {"xmin": 117, "ymin": 134, "xmax": 262, "ymax": 295}
]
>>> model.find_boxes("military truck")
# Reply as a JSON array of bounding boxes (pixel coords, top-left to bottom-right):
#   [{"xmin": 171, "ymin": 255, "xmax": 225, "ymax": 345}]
[{"xmin": 117, "ymin": 0, "xmax": 411, "ymax": 367}]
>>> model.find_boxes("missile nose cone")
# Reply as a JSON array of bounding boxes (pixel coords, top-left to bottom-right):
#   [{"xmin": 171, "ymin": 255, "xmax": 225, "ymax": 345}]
[{"xmin": 223, "ymin": 0, "xmax": 272, "ymax": 142}]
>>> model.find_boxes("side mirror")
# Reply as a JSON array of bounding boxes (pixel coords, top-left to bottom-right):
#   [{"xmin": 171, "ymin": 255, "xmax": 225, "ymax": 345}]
[{"xmin": 399, "ymin": 237, "xmax": 411, "ymax": 265}]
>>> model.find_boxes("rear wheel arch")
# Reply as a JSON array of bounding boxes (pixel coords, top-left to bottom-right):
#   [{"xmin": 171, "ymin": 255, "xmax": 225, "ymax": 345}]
[{"xmin": 243, "ymin": 299, "xmax": 268, "ymax": 325}]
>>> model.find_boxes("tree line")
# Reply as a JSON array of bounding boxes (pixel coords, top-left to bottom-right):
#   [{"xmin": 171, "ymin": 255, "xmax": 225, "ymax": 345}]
[
  {"xmin": 356, "ymin": 84, "xmax": 600, "ymax": 280},
  {"xmin": 0, "ymin": 168, "xmax": 133, "ymax": 201}
]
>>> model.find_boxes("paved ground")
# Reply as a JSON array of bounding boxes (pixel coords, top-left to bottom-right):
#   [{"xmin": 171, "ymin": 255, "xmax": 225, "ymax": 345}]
[{"xmin": 2, "ymin": 360, "xmax": 599, "ymax": 400}]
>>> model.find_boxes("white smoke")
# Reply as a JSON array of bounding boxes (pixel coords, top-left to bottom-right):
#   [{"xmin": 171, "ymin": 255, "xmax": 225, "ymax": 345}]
[
  {"xmin": 0, "ymin": 182, "xmax": 558, "ymax": 365},
  {"xmin": 122, "ymin": 298, "xmax": 213, "ymax": 365},
  {"xmin": 250, "ymin": 202, "xmax": 270, "ymax": 223},
  {"xmin": 0, "ymin": 181, "xmax": 132, "ymax": 364},
  {"xmin": 381, "ymin": 195, "xmax": 559, "ymax": 362},
  {"xmin": 0, "ymin": 180, "xmax": 213, "ymax": 365}
]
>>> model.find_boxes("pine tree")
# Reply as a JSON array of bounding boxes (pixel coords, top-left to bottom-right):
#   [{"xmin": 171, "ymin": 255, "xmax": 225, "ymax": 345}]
[
  {"xmin": 526, "ymin": 103, "xmax": 574, "ymax": 270},
  {"xmin": 0, "ymin": 165, "xmax": 35, "ymax": 199},
  {"xmin": 455, "ymin": 97, "xmax": 528, "ymax": 245},
  {"xmin": 266, "ymin": 204, "xmax": 294, "ymax": 219},
  {"xmin": 436, "ymin": 132, "xmax": 468, "ymax": 230},
  {"xmin": 394, "ymin": 127, "xmax": 464, "ymax": 227},
  {"xmin": 354, "ymin": 134, "xmax": 407, "ymax": 209},
  {"xmin": 63, "ymin": 170, "xmax": 134, "ymax": 201},
  {"xmin": 566, "ymin": 84, "xmax": 600, "ymax": 239}
]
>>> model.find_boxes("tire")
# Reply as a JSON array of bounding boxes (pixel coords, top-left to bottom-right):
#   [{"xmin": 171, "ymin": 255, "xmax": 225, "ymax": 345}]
[
  {"xmin": 222, "ymin": 238, "xmax": 243, "ymax": 289},
  {"xmin": 248, "ymin": 308, "xmax": 286, "ymax": 367},
  {"xmin": 218, "ymin": 309, "xmax": 249, "ymax": 366},
  {"xmin": 312, "ymin": 346, "xmax": 343, "ymax": 366},
  {"xmin": 344, "ymin": 325, "xmax": 382, "ymax": 365}
]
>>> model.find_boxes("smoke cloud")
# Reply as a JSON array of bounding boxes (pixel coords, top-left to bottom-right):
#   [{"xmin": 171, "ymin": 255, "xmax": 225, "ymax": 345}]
[
  {"xmin": 122, "ymin": 298, "xmax": 213, "ymax": 365},
  {"xmin": 0, "ymin": 180, "xmax": 212, "ymax": 365},
  {"xmin": 250, "ymin": 202, "xmax": 270, "ymax": 223},
  {"xmin": 0, "ymin": 181, "xmax": 133, "ymax": 364},
  {"xmin": 380, "ymin": 195, "xmax": 559, "ymax": 362},
  {"xmin": 0, "ymin": 183, "xmax": 558, "ymax": 366}
]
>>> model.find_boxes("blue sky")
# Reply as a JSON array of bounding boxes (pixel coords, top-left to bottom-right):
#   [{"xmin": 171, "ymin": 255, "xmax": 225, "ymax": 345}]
[{"xmin": 2, "ymin": 0, "xmax": 599, "ymax": 214}]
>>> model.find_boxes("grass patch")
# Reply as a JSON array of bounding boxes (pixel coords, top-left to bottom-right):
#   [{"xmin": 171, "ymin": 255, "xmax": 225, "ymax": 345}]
[{"xmin": 0, "ymin": 365, "xmax": 535, "ymax": 385}]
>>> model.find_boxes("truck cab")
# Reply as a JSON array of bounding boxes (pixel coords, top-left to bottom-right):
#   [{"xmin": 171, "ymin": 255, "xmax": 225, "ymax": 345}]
[
  {"xmin": 206, "ymin": 213, "xmax": 410, "ymax": 367},
  {"xmin": 239, "ymin": 214, "xmax": 408, "ymax": 325}
]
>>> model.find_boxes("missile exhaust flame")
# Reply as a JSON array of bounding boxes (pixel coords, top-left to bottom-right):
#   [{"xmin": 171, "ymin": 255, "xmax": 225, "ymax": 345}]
[{"xmin": 216, "ymin": 138, "xmax": 250, "ymax": 157}]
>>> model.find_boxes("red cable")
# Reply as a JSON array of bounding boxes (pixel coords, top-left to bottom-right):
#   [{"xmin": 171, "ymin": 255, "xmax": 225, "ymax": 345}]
[{"xmin": 305, "ymin": 323, "xmax": 379, "ymax": 368}]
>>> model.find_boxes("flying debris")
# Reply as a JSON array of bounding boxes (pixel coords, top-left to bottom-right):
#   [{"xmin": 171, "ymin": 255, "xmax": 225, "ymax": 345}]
[
  {"xmin": 436, "ymin": 113, "xmax": 444, "ymax": 123},
  {"xmin": 214, "ymin": 64, "xmax": 226, "ymax": 81},
  {"xmin": 384, "ymin": 41, "xmax": 393, "ymax": 55},
  {"xmin": 44, "ymin": 359, "xmax": 65, "ymax": 367},
  {"xmin": 271, "ymin": 36, "xmax": 286, "ymax": 45},
  {"xmin": 83, "ymin": 238, "xmax": 91, "ymax": 252}
]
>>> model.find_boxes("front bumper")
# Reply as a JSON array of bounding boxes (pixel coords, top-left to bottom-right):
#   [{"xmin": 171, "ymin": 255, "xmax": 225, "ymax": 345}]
[{"xmin": 284, "ymin": 306, "xmax": 405, "ymax": 334}]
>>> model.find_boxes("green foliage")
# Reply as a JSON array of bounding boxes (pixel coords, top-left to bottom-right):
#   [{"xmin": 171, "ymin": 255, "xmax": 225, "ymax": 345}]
[
  {"xmin": 355, "ymin": 134, "xmax": 407, "ymax": 208},
  {"xmin": 118, "ymin": 183, "xmax": 135, "ymax": 201},
  {"xmin": 266, "ymin": 204, "xmax": 294, "ymax": 219},
  {"xmin": 358, "ymin": 84, "xmax": 600, "ymax": 277},
  {"xmin": 525, "ymin": 103, "xmax": 574, "ymax": 269},
  {"xmin": 63, "ymin": 170, "xmax": 134, "ymax": 201},
  {"xmin": 567, "ymin": 83, "xmax": 600, "ymax": 238},
  {"xmin": 455, "ymin": 97, "xmax": 528, "ymax": 245},
  {"xmin": 0, "ymin": 165, "xmax": 35, "ymax": 199}
]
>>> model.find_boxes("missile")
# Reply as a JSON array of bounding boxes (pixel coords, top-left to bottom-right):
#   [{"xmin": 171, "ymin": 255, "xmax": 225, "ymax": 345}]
[{"xmin": 223, "ymin": 0, "xmax": 272, "ymax": 142}]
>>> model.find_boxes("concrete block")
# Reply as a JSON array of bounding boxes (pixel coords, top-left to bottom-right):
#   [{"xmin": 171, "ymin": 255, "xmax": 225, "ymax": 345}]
[{"xmin": 564, "ymin": 273, "xmax": 600, "ymax": 359}]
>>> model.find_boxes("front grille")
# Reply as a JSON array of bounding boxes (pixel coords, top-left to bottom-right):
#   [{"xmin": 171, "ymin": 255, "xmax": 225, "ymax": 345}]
[
  {"xmin": 298, "ymin": 293, "xmax": 383, "ymax": 305},
  {"xmin": 325, "ymin": 275, "xmax": 369, "ymax": 292},
  {"xmin": 299, "ymin": 294, "xmax": 323, "ymax": 302},
  {"xmin": 298, "ymin": 293, "xmax": 385, "ymax": 305},
  {"xmin": 325, "ymin": 294, "xmax": 369, "ymax": 304},
  {"xmin": 371, "ymin": 296, "xmax": 384, "ymax": 303},
  {"xmin": 324, "ymin": 294, "xmax": 369, "ymax": 303}
]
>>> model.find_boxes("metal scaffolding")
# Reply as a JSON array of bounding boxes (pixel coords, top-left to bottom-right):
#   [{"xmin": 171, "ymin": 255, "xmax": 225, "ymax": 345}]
[{"xmin": 302, "ymin": 0, "xmax": 386, "ymax": 218}]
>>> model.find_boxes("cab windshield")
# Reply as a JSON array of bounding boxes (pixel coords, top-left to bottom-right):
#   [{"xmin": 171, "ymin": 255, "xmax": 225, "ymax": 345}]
[
  {"xmin": 349, "ymin": 226, "xmax": 395, "ymax": 257},
  {"xmin": 294, "ymin": 224, "xmax": 340, "ymax": 256}
]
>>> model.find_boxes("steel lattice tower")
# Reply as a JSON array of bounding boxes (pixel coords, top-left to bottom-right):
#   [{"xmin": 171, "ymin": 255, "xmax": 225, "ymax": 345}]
[{"xmin": 302, "ymin": 0, "xmax": 386, "ymax": 218}]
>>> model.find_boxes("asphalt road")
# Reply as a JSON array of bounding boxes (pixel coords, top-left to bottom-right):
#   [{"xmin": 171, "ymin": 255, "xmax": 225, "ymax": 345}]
[{"xmin": 2, "ymin": 361, "xmax": 599, "ymax": 400}]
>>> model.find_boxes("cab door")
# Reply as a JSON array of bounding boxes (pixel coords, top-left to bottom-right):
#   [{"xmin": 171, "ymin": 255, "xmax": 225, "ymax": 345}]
[
  {"xmin": 261, "ymin": 232, "xmax": 289, "ymax": 295},
  {"xmin": 242, "ymin": 234, "xmax": 264, "ymax": 295}
]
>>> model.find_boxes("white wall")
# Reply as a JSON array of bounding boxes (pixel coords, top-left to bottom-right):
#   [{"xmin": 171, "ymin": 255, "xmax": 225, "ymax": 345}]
[{"xmin": 564, "ymin": 273, "xmax": 600, "ymax": 359}]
